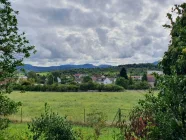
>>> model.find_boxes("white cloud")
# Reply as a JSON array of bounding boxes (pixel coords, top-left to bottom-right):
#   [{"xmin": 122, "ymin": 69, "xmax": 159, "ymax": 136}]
[{"xmin": 10, "ymin": 0, "xmax": 186, "ymax": 66}]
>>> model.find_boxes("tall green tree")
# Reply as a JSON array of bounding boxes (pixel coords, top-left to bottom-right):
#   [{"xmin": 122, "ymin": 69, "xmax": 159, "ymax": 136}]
[
  {"xmin": 120, "ymin": 67, "xmax": 128, "ymax": 79},
  {"xmin": 46, "ymin": 74, "xmax": 54, "ymax": 85},
  {"xmin": 82, "ymin": 76, "xmax": 92, "ymax": 83},
  {"xmin": 142, "ymin": 73, "xmax": 147, "ymax": 81},
  {"xmin": 0, "ymin": 0, "xmax": 36, "ymax": 131},
  {"xmin": 161, "ymin": 3, "xmax": 186, "ymax": 75},
  {"xmin": 27, "ymin": 71, "xmax": 37, "ymax": 82}
]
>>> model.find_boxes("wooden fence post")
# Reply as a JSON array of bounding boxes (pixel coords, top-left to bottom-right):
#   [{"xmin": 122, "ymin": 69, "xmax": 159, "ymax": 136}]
[
  {"xmin": 84, "ymin": 108, "xmax": 86, "ymax": 123},
  {"xmin": 118, "ymin": 108, "xmax": 121, "ymax": 123},
  {"xmin": 21, "ymin": 107, "xmax": 22, "ymax": 123}
]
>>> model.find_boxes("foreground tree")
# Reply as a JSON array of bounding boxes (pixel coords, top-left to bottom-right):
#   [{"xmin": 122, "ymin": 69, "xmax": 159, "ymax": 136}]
[
  {"xmin": 0, "ymin": 0, "xmax": 36, "ymax": 131},
  {"xmin": 161, "ymin": 3, "xmax": 186, "ymax": 75},
  {"xmin": 123, "ymin": 3, "xmax": 186, "ymax": 140}
]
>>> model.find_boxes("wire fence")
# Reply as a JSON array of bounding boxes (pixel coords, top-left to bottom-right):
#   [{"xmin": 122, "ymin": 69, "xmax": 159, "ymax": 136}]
[{"xmin": 12, "ymin": 107, "xmax": 129, "ymax": 126}]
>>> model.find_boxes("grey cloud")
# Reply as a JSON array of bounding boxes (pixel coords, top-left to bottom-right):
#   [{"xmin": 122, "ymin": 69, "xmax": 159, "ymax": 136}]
[{"xmin": 9, "ymin": 0, "xmax": 186, "ymax": 66}]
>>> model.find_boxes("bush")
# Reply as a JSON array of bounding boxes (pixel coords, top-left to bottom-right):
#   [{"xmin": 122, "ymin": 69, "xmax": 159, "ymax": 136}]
[
  {"xmin": 79, "ymin": 82, "xmax": 98, "ymax": 91},
  {"xmin": 128, "ymin": 81, "xmax": 150, "ymax": 90},
  {"xmin": 13, "ymin": 83, "xmax": 125, "ymax": 92},
  {"xmin": 13, "ymin": 84, "xmax": 79, "ymax": 92},
  {"xmin": 103, "ymin": 84, "xmax": 124, "ymax": 92},
  {"xmin": 28, "ymin": 103, "xmax": 75, "ymax": 140},
  {"xmin": 115, "ymin": 77, "xmax": 129, "ymax": 89},
  {"xmin": 87, "ymin": 111, "xmax": 107, "ymax": 140}
]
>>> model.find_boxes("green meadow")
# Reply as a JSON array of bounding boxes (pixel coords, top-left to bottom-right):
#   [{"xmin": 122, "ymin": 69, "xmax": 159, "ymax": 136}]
[
  {"xmin": 7, "ymin": 91, "xmax": 148, "ymax": 123},
  {"xmin": 3, "ymin": 123, "xmax": 119, "ymax": 140},
  {"xmin": 4, "ymin": 90, "xmax": 155, "ymax": 140}
]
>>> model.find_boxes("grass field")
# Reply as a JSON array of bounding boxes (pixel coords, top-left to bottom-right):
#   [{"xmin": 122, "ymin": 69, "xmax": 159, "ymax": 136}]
[
  {"xmin": 36, "ymin": 72, "xmax": 49, "ymax": 76},
  {"xmin": 7, "ymin": 90, "xmax": 148, "ymax": 123},
  {"xmin": 4, "ymin": 90, "xmax": 152, "ymax": 140},
  {"xmin": 3, "ymin": 123, "xmax": 119, "ymax": 140}
]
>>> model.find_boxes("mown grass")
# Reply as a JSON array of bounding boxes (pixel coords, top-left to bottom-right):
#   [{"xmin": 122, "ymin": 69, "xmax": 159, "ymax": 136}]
[{"xmin": 7, "ymin": 90, "xmax": 148, "ymax": 123}]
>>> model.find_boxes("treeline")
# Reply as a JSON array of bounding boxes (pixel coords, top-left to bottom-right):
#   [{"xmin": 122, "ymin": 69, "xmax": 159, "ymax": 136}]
[
  {"xmin": 13, "ymin": 82, "xmax": 124, "ymax": 92},
  {"xmin": 14, "ymin": 79, "xmax": 150, "ymax": 92}
]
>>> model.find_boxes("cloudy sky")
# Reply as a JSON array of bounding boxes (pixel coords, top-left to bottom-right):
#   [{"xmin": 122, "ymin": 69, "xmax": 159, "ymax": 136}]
[{"xmin": 10, "ymin": 0, "xmax": 185, "ymax": 66}]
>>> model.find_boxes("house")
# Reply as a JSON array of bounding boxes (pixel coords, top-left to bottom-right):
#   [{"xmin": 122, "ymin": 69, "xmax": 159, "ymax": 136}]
[
  {"xmin": 131, "ymin": 76, "xmax": 142, "ymax": 81},
  {"xmin": 147, "ymin": 75, "xmax": 156, "ymax": 87},
  {"xmin": 94, "ymin": 75, "xmax": 116, "ymax": 85},
  {"xmin": 103, "ymin": 78, "xmax": 116, "ymax": 85},
  {"xmin": 17, "ymin": 76, "xmax": 28, "ymax": 83},
  {"xmin": 147, "ymin": 70, "xmax": 163, "ymax": 75},
  {"xmin": 74, "ymin": 74, "xmax": 82, "ymax": 79},
  {"xmin": 0, "ymin": 78, "xmax": 13, "ymax": 85},
  {"xmin": 57, "ymin": 77, "xmax": 61, "ymax": 83},
  {"xmin": 103, "ymin": 78, "xmax": 112, "ymax": 84},
  {"xmin": 74, "ymin": 74, "xmax": 88, "ymax": 84},
  {"xmin": 91, "ymin": 76, "xmax": 97, "ymax": 82},
  {"xmin": 75, "ymin": 78, "xmax": 82, "ymax": 84},
  {"xmin": 147, "ymin": 70, "xmax": 163, "ymax": 87},
  {"xmin": 74, "ymin": 74, "xmax": 88, "ymax": 79}
]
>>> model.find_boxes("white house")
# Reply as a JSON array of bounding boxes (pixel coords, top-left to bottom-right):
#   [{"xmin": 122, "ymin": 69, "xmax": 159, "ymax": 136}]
[
  {"xmin": 102, "ymin": 78, "xmax": 116, "ymax": 85},
  {"xmin": 57, "ymin": 77, "xmax": 61, "ymax": 83},
  {"xmin": 147, "ymin": 70, "xmax": 163, "ymax": 75}
]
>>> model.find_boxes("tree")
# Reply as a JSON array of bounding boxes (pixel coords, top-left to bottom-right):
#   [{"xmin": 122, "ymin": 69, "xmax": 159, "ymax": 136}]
[
  {"xmin": 115, "ymin": 77, "xmax": 129, "ymax": 89},
  {"xmin": 82, "ymin": 76, "xmax": 92, "ymax": 83},
  {"xmin": 120, "ymin": 67, "xmax": 128, "ymax": 79},
  {"xmin": 142, "ymin": 73, "xmax": 147, "ymax": 81},
  {"xmin": 0, "ymin": 0, "xmax": 36, "ymax": 131},
  {"xmin": 160, "ymin": 3, "xmax": 186, "ymax": 75},
  {"xmin": 27, "ymin": 71, "xmax": 37, "ymax": 82},
  {"xmin": 46, "ymin": 74, "xmax": 54, "ymax": 85}
]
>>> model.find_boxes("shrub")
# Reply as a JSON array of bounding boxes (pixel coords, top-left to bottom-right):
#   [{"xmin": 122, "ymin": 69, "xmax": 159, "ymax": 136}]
[
  {"xmin": 28, "ymin": 103, "xmax": 75, "ymax": 140},
  {"xmin": 79, "ymin": 82, "xmax": 98, "ymax": 91},
  {"xmin": 128, "ymin": 81, "xmax": 150, "ymax": 90},
  {"xmin": 87, "ymin": 111, "xmax": 107, "ymax": 140},
  {"xmin": 115, "ymin": 77, "xmax": 129, "ymax": 89},
  {"xmin": 103, "ymin": 84, "xmax": 124, "ymax": 92}
]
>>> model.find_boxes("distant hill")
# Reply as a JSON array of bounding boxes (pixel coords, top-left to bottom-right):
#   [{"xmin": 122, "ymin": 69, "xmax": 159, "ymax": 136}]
[
  {"xmin": 18, "ymin": 64, "xmax": 112, "ymax": 72},
  {"xmin": 153, "ymin": 61, "xmax": 160, "ymax": 65},
  {"xmin": 18, "ymin": 61, "xmax": 160, "ymax": 72}
]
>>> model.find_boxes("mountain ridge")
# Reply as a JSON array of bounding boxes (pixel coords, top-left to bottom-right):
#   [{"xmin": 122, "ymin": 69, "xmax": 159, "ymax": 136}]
[
  {"xmin": 18, "ymin": 61, "xmax": 159, "ymax": 72},
  {"xmin": 18, "ymin": 64, "xmax": 112, "ymax": 72}
]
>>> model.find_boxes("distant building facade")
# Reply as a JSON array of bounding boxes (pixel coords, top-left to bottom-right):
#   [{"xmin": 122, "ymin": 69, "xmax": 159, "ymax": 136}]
[
  {"xmin": 131, "ymin": 76, "xmax": 142, "ymax": 81},
  {"xmin": 147, "ymin": 70, "xmax": 163, "ymax": 87}
]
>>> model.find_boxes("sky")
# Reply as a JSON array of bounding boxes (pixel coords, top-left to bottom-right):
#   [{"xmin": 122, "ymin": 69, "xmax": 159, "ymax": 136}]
[{"xmin": 10, "ymin": 0, "xmax": 185, "ymax": 66}]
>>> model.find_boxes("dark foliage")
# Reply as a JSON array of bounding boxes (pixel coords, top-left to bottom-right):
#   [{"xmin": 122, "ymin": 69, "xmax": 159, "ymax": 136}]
[{"xmin": 28, "ymin": 104, "xmax": 75, "ymax": 140}]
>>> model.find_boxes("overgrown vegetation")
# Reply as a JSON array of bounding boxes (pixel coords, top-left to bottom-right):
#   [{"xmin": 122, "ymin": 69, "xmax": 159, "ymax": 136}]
[
  {"xmin": 28, "ymin": 103, "xmax": 75, "ymax": 140},
  {"xmin": 87, "ymin": 111, "xmax": 107, "ymax": 140},
  {"xmin": 0, "ymin": 0, "xmax": 35, "ymax": 136},
  {"xmin": 122, "ymin": 3, "xmax": 186, "ymax": 140}
]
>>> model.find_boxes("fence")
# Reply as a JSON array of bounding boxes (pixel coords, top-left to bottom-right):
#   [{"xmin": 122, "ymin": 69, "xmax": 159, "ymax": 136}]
[{"xmin": 15, "ymin": 107, "xmax": 128, "ymax": 126}]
